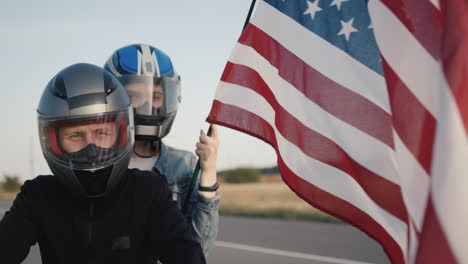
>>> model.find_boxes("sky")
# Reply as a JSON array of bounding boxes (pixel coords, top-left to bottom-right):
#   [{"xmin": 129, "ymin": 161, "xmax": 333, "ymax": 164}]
[{"xmin": 0, "ymin": 0, "xmax": 277, "ymax": 181}]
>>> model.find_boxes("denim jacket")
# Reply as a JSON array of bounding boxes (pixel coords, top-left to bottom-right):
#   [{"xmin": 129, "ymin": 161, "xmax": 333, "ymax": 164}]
[{"xmin": 153, "ymin": 143, "xmax": 221, "ymax": 255}]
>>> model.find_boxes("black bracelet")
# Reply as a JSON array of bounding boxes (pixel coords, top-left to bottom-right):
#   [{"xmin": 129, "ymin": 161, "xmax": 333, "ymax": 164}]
[{"xmin": 198, "ymin": 182, "xmax": 219, "ymax": 192}]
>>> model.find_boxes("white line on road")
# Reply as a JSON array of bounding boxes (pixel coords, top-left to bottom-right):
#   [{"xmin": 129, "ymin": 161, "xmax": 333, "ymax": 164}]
[{"xmin": 215, "ymin": 241, "xmax": 374, "ymax": 264}]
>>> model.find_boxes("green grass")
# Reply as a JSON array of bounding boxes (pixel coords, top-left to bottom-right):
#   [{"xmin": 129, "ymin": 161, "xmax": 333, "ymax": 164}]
[{"xmin": 219, "ymin": 175, "xmax": 342, "ymax": 223}]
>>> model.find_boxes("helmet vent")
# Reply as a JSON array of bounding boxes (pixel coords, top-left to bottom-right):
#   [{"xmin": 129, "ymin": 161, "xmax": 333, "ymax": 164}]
[
  {"xmin": 51, "ymin": 76, "xmax": 68, "ymax": 99},
  {"xmin": 103, "ymin": 71, "xmax": 118, "ymax": 95}
]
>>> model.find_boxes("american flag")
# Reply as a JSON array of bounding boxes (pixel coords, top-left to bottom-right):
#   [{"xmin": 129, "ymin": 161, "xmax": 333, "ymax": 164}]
[{"xmin": 207, "ymin": 0, "xmax": 468, "ymax": 263}]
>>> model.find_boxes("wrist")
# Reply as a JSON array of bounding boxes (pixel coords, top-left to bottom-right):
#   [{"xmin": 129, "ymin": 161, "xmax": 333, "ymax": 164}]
[
  {"xmin": 198, "ymin": 181, "xmax": 219, "ymax": 198},
  {"xmin": 200, "ymin": 165, "xmax": 216, "ymax": 176},
  {"xmin": 200, "ymin": 170, "xmax": 217, "ymax": 187},
  {"xmin": 198, "ymin": 181, "xmax": 219, "ymax": 192}
]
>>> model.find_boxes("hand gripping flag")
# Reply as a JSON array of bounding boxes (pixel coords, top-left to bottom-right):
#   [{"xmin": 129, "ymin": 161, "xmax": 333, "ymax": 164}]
[{"xmin": 206, "ymin": 0, "xmax": 468, "ymax": 263}]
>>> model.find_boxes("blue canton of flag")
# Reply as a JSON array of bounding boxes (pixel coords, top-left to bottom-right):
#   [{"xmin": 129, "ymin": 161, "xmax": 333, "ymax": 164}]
[{"xmin": 266, "ymin": 0, "xmax": 383, "ymax": 75}]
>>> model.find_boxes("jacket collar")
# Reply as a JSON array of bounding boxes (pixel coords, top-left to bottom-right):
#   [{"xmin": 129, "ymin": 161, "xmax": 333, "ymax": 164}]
[{"xmin": 154, "ymin": 142, "xmax": 168, "ymax": 175}]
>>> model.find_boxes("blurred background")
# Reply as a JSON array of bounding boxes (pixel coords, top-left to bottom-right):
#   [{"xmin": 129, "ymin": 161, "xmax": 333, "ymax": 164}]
[
  {"xmin": 0, "ymin": 0, "xmax": 327, "ymax": 229},
  {"xmin": 0, "ymin": 1, "xmax": 391, "ymax": 263},
  {"xmin": 0, "ymin": 0, "xmax": 277, "ymax": 182}
]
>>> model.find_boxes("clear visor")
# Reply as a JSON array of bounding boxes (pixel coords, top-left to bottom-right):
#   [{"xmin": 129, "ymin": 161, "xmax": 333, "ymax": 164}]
[
  {"xmin": 118, "ymin": 75, "xmax": 179, "ymax": 124},
  {"xmin": 38, "ymin": 108, "xmax": 134, "ymax": 170}
]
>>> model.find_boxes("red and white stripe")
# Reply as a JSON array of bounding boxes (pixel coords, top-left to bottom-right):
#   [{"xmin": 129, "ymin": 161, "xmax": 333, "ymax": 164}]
[
  {"xmin": 207, "ymin": 0, "xmax": 467, "ymax": 263},
  {"xmin": 369, "ymin": 0, "xmax": 468, "ymax": 262}
]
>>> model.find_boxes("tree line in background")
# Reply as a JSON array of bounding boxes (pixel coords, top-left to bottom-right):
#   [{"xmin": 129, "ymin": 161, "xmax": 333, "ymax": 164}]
[
  {"xmin": 1, "ymin": 174, "xmax": 22, "ymax": 192},
  {"xmin": 219, "ymin": 166, "xmax": 279, "ymax": 183},
  {"xmin": 0, "ymin": 165, "xmax": 280, "ymax": 191}
]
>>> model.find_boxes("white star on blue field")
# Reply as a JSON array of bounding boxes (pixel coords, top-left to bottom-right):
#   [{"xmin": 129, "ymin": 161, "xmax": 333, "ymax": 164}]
[{"xmin": 266, "ymin": 0, "xmax": 383, "ymax": 75}]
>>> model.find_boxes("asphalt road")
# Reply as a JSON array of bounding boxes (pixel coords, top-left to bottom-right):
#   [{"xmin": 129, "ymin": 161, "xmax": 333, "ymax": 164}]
[{"xmin": 1, "ymin": 200, "xmax": 390, "ymax": 264}]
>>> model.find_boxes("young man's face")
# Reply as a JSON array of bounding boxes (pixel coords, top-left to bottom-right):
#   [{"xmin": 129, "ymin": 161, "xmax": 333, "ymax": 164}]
[
  {"xmin": 152, "ymin": 84, "xmax": 164, "ymax": 109},
  {"xmin": 59, "ymin": 122, "xmax": 117, "ymax": 153},
  {"xmin": 124, "ymin": 83, "xmax": 164, "ymax": 110}
]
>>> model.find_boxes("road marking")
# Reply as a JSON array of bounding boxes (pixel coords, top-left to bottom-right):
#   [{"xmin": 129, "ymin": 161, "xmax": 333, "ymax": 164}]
[{"xmin": 215, "ymin": 241, "xmax": 374, "ymax": 264}]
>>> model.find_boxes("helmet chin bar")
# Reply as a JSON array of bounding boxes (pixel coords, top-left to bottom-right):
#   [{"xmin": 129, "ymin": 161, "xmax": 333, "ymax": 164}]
[
  {"xmin": 135, "ymin": 124, "xmax": 163, "ymax": 140},
  {"xmin": 134, "ymin": 113, "xmax": 175, "ymax": 142}
]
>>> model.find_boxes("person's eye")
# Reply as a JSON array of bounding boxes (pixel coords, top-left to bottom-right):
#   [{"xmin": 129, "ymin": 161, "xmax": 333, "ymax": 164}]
[
  {"xmin": 97, "ymin": 130, "xmax": 112, "ymax": 136},
  {"xmin": 68, "ymin": 133, "xmax": 82, "ymax": 140}
]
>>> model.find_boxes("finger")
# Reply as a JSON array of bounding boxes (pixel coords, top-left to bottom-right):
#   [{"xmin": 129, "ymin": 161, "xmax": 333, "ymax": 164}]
[
  {"xmin": 195, "ymin": 149, "xmax": 208, "ymax": 157},
  {"xmin": 199, "ymin": 133, "xmax": 213, "ymax": 144},
  {"xmin": 209, "ymin": 124, "xmax": 218, "ymax": 139},
  {"xmin": 196, "ymin": 142, "xmax": 210, "ymax": 150},
  {"xmin": 196, "ymin": 147, "xmax": 216, "ymax": 157},
  {"xmin": 199, "ymin": 128, "xmax": 208, "ymax": 142},
  {"xmin": 195, "ymin": 149, "xmax": 211, "ymax": 160},
  {"xmin": 195, "ymin": 149, "xmax": 207, "ymax": 158}
]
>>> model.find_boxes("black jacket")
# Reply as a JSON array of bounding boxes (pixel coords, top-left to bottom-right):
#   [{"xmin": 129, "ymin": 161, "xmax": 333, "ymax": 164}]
[{"xmin": 0, "ymin": 169, "xmax": 206, "ymax": 264}]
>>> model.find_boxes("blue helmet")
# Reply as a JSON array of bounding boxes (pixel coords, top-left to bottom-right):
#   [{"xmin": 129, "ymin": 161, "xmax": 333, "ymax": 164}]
[{"xmin": 104, "ymin": 44, "xmax": 181, "ymax": 141}]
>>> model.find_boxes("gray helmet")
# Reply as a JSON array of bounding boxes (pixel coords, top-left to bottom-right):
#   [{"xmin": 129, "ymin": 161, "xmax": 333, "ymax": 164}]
[
  {"xmin": 37, "ymin": 63, "xmax": 134, "ymax": 198},
  {"xmin": 104, "ymin": 44, "xmax": 181, "ymax": 142}
]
